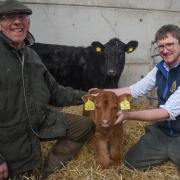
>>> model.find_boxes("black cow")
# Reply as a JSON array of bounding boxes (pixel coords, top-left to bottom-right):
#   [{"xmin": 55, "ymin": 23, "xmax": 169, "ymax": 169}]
[{"xmin": 30, "ymin": 38, "xmax": 138, "ymax": 91}]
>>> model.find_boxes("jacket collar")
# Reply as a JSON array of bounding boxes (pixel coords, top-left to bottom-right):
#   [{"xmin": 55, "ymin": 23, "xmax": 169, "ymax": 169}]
[{"xmin": 0, "ymin": 31, "xmax": 35, "ymax": 50}]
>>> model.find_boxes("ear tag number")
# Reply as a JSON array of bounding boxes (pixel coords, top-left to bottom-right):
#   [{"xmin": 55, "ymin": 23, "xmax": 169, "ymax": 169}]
[
  {"xmin": 120, "ymin": 98, "xmax": 131, "ymax": 110},
  {"xmin": 85, "ymin": 99, "xmax": 95, "ymax": 111}
]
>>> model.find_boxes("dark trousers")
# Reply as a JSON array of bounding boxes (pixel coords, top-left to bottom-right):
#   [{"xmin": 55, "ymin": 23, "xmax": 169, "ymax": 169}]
[
  {"xmin": 41, "ymin": 113, "xmax": 95, "ymax": 177},
  {"xmin": 11, "ymin": 113, "xmax": 95, "ymax": 179},
  {"xmin": 65, "ymin": 113, "xmax": 95, "ymax": 143},
  {"xmin": 124, "ymin": 124, "xmax": 180, "ymax": 171}
]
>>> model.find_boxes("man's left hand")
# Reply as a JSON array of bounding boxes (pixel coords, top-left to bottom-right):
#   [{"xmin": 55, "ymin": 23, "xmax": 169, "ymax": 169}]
[{"xmin": 114, "ymin": 111, "xmax": 126, "ymax": 125}]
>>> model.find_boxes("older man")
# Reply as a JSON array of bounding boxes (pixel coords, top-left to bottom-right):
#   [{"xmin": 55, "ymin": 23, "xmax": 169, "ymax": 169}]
[{"xmin": 0, "ymin": 0, "xmax": 95, "ymax": 179}]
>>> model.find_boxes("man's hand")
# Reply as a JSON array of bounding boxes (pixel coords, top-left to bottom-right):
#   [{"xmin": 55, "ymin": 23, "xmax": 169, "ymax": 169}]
[
  {"xmin": 88, "ymin": 88, "xmax": 101, "ymax": 98},
  {"xmin": 114, "ymin": 111, "xmax": 126, "ymax": 125},
  {"xmin": 0, "ymin": 162, "xmax": 8, "ymax": 180}
]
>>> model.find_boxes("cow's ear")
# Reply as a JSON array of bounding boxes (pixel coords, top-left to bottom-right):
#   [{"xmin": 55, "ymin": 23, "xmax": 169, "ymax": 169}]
[
  {"xmin": 125, "ymin": 41, "xmax": 138, "ymax": 53},
  {"xmin": 91, "ymin": 41, "xmax": 105, "ymax": 52}
]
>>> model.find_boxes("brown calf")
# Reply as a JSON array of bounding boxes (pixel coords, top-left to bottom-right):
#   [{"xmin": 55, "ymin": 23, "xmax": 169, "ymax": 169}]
[{"xmin": 82, "ymin": 89, "xmax": 131, "ymax": 169}]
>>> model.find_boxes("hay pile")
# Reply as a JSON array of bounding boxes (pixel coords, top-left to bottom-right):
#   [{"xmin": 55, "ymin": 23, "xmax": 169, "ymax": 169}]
[{"xmin": 32, "ymin": 103, "xmax": 179, "ymax": 180}]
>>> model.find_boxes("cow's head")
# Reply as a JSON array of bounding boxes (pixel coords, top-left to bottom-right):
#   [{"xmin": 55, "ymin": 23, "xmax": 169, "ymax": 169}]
[
  {"xmin": 83, "ymin": 38, "xmax": 138, "ymax": 88},
  {"xmin": 82, "ymin": 89, "xmax": 131, "ymax": 128},
  {"xmin": 103, "ymin": 38, "xmax": 138, "ymax": 77}
]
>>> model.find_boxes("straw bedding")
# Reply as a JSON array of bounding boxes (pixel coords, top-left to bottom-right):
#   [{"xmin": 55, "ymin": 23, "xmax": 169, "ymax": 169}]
[{"xmin": 26, "ymin": 103, "xmax": 180, "ymax": 180}]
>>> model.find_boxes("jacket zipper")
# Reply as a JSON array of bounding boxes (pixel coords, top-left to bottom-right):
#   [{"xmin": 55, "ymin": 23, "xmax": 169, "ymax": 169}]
[{"xmin": 17, "ymin": 52, "xmax": 41, "ymax": 138}]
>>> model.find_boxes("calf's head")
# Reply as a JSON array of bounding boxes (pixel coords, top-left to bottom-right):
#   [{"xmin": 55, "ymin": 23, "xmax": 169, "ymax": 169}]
[{"xmin": 82, "ymin": 90, "xmax": 131, "ymax": 128}]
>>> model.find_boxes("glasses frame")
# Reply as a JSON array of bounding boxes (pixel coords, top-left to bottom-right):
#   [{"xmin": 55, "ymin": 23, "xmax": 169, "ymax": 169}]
[
  {"xmin": 0, "ymin": 13, "xmax": 29, "ymax": 22},
  {"xmin": 157, "ymin": 42, "xmax": 176, "ymax": 52}
]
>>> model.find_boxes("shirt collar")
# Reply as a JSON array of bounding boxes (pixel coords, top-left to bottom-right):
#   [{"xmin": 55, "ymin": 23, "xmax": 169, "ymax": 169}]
[{"xmin": 163, "ymin": 61, "xmax": 180, "ymax": 71}]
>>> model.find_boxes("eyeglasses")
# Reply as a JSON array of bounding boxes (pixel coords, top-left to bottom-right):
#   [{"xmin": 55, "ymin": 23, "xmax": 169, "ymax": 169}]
[
  {"xmin": 0, "ymin": 14, "xmax": 29, "ymax": 22},
  {"xmin": 157, "ymin": 42, "xmax": 175, "ymax": 52}
]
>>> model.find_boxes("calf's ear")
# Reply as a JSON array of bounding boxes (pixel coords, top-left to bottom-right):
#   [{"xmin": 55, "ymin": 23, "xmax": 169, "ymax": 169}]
[
  {"xmin": 118, "ymin": 94, "xmax": 132, "ymax": 110},
  {"xmin": 82, "ymin": 94, "xmax": 96, "ymax": 111},
  {"xmin": 125, "ymin": 41, "xmax": 138, "ymax": 53},
  {"xmin": 118, "ymin": 94, "xmax": 132, "ymax": 102},
  {"xmin": 126, "ymin": 94, "xmax": 132, "ymax": 101},
  {"xmin": 82, "ymin": 94, "xmax": 95, "ymax": 103}
]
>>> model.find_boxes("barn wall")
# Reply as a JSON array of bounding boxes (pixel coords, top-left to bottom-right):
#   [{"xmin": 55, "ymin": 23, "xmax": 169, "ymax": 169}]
[{"xmin": 1, "ymin": 0, "xmax": 180, "ymax": 87}]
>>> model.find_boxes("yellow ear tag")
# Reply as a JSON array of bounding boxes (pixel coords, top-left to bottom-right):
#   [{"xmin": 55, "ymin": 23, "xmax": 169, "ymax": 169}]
[
  {"xmin": 96, "ymin": 47, "xmax": 101, "ymax": 52},
  {"xmin": 128, "ymin": 47, "xmax": 133, "ymax": 53},
  {"xmin": 85, "ymin": 99, "xmax": 95, "ymax": 111},
  {"xmin": 120, "ymin": 97, "xmax": 131, "ymax": 110}
]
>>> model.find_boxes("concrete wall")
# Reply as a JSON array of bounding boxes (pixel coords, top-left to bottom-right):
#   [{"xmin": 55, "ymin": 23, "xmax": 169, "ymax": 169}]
[{"xmin": 1, "ymin": 0, "xmax": 180, "ymax": 87}]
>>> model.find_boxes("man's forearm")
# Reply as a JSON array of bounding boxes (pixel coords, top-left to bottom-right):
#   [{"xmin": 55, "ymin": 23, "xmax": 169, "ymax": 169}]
[
  {"xmin": 105, "ymin": 87, "xmax": 131, "ymax": 96},
  {"xmin": 125, "ymin": 108, "xmax": 170, "ymax": 122}
]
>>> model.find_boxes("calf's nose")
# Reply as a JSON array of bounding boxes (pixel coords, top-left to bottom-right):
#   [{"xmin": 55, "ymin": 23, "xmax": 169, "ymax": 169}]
[{"xmin": 102, "ymin": 119, "xmax": 108, "ymax": 124}]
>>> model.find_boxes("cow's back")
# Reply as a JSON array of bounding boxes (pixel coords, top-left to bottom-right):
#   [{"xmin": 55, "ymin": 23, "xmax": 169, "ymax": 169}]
[{"xmin": 30, "ymin": 43, "xmax": 84, "ymax": 89}]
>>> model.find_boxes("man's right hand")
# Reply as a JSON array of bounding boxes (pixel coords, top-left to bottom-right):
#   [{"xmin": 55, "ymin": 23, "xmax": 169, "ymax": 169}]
[{"xmin": 0, "ymin": 162, "xmax": 8, "ymax": 180}]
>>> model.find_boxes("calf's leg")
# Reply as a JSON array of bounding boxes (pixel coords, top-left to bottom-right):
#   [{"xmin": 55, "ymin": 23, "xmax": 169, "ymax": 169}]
[
  {"xmin": 94, "ymin": 133, "xmax": 110, "ymax": 169},
  {"xmin": 110, "ymin": 125, "xmax": 123, "ymax": 162}
]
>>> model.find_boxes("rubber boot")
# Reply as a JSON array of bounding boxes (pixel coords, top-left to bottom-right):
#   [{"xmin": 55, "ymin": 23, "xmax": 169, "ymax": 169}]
[{"xmin": 42, "ymin": 140, "xmax": 82, "ymax": 178}]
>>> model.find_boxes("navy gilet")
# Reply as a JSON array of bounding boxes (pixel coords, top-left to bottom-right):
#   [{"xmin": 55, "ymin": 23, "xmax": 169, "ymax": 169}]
[{"xmin": 155, "ymin": 60, "xmax": 180, "ymax": 136}]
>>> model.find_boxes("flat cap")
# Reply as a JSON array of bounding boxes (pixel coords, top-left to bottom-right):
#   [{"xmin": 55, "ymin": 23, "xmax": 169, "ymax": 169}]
[{"xmin": 0, "ymin": 0, "xmax": 32, "ymax": 16}]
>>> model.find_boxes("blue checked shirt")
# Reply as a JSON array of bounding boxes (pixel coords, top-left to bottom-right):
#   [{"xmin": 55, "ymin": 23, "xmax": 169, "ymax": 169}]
[{"xmin": 130, "ymin": 63, "xmax": 180, "ymax": 120}]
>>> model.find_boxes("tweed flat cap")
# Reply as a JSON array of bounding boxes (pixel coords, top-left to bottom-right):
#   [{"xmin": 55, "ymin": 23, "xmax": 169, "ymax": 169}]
[{"xmin": 0, "ymin": 0, "xmax": 32, "ymax": 16}]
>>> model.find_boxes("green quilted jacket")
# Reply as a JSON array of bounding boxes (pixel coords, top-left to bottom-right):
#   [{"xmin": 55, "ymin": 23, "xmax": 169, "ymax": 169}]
[{"xmin": 0, "ymin": 32, "xmax": 86, "ymax": 176}]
